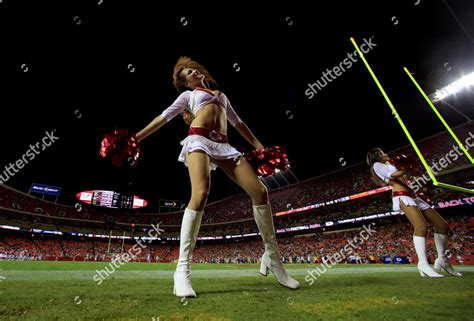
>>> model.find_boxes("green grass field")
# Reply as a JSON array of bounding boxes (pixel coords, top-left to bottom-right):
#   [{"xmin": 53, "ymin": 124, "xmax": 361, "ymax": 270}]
[{"xmin": 0, "ymin": 261, "xmax": 472, "ymax": 321}]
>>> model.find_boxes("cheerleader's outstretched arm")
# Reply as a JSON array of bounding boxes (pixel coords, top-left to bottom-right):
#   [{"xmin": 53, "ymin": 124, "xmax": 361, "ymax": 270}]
[
  {"xmin": 136, "ymin": 115, "xmax": 168, "ymax": 142},
  {"xmin": 234, "ymin": 122, "xmax": 264, "ymax": 149}
]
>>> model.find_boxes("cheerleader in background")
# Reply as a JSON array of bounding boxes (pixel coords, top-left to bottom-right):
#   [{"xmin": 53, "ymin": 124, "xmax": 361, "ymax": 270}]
[{"xmin": 367, "ymin": 148, "xmax": 462, "ymax": 278}]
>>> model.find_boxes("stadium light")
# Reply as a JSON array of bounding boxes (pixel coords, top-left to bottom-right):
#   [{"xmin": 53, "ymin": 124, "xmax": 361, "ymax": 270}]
[
  {"xmin": 404, "ymin": 67, "xmax": 473, "ymax": 163},
  {"xmin": 350, "ymin": 37, "xmax": 474, "ymax": 194},
  {"xmin": 429, "ymin": 72, "xmax": 474, "ymax": 102}
]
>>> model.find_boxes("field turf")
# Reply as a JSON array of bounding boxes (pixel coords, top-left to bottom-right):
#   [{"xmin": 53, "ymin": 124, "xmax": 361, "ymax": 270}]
[{"xmin": 0, "ymin": 262, "xmax": 472, "ymax": 320}]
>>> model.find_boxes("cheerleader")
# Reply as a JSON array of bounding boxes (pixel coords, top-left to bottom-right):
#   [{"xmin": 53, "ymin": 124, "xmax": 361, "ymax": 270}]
[
  {"xmin": 136, "ymin": 57, "xmax": 300, "ymax": 298},
  {"xmin": 367, "ymin": 148, "xmax": 462, "ymax": 277}
]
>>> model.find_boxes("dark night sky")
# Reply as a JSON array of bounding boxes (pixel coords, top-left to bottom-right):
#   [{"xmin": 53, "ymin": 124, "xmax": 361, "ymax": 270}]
[{"xmin": 1, "ymin": 0, "xmax": 473, "ymax": 211}]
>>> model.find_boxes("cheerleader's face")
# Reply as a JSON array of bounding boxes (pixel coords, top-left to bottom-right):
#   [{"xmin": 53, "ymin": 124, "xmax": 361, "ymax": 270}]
[
  {"xmin": 380, "ymin": 151, "xmax": 390, "ymax": 162},
  {"xmin": 182, "ymin": 68, "xmax": 204, "ymax": 89}
]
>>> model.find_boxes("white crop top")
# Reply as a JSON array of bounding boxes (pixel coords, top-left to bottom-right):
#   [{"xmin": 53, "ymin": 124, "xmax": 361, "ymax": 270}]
[
  {"xmin": 160, "ymin": 89, "xmax": 243, "ymax": 127},
  {"xmin": 373, "ymin": 162, "xmax": 398, "ymax": 183}
]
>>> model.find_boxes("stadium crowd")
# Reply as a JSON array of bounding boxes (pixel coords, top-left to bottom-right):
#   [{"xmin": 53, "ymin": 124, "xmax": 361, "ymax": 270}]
[{"xmin": 1, "ymin": 215, "xmax": 471, "ymax": 265}]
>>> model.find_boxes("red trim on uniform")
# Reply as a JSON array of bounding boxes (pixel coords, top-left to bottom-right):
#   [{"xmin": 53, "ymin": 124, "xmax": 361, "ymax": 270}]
[
  {"xmin": 392, "ymin": 190, "xmax": 416, "ymax": 198},
  {"xmin": 188, "ymin": 127, "xmax": 228, "ymax": 143}
]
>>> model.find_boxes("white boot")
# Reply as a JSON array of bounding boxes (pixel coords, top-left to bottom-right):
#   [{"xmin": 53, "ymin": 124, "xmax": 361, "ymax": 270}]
[
  {"xmin": 173, "ymin": 208, "xmax": 203, "ymax": 297},
  {"xmin": 253, "ymin": 204, "xmax": 300, "ymax": 289},
  {"xmin": 413, "ymin": 236, "xmax": 443, "ymax": 278},
  {"xmin": 433, "ymin": 233, "xmax": 462, "ymax": 277}
]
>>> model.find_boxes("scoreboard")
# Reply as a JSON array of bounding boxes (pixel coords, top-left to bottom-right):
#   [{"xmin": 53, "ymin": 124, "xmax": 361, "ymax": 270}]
[
  {"xmin": 91, "ymin": 190, "xmax": 121, "ymax": 208},
  {"xmin": 76, "ymin": 190, "xmax": 147, "ymax": 209}
]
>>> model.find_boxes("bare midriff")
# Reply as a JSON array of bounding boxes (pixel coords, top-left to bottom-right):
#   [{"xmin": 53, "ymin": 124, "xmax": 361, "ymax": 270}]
[
  {"xmin": 190, "ymin": 103, "xmax": 227, "ymax": 135},
  {"xmin": 390, "ymin": 178, "xmax": 411, "ymax": 193}
]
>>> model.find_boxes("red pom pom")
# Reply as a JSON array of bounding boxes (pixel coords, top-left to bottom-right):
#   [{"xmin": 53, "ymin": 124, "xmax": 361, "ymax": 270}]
[
  {"xmin": 390, "ymin": 154, "xmax": 416, "ymax": 171},
  {"xmin": 244, "ymin": 146, "xmax": 290, "ymax": 178},
  {"xmin": 99, "ymin": 129, "xmax": 140, "ymax": 168}
]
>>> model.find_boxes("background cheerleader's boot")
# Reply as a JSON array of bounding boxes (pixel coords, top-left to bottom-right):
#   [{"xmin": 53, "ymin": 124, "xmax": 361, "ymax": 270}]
[
  {"xmin": 253, "ymin": 203, "xmax": 300, "ymax": 289},
  {"xmin": 173, "ymin": 208, "xmax": 204, "ymax": 297},
  {"xmin": 433, "ymin": 233, "xmax": 462, "ymax": 277},
  {"xmin": 413, "ymin": 236, "xmax": 443, "ymax": 278}
]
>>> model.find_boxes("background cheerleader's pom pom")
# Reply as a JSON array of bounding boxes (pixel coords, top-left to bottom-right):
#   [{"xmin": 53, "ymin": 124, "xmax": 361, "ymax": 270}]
[
  {"xmin": 390, "ymin": 153, "xmax": 416, "ymax": 171},
  {"xmin": 244, "ymin": 145, "xmax": 290, "ymax": 178},
  {"xmin": 99, "ymin": 129, "xmax": 140, "ymax": 168}
]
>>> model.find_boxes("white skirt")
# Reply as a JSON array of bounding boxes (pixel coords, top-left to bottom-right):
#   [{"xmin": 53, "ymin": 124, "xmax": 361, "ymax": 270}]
[
  {"xmin": 178, "ymin": 135, "xmax": 242, "ymax": 170},
  {"xmin": 393, "ymin": 196, "xmax": 431, "ymax": 213}
]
